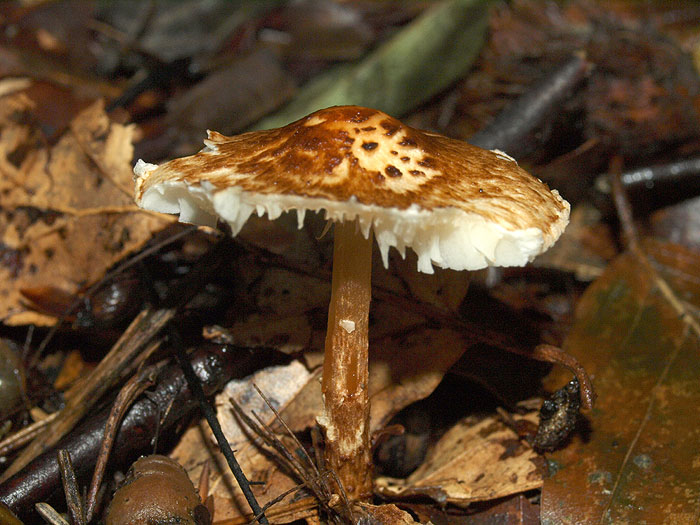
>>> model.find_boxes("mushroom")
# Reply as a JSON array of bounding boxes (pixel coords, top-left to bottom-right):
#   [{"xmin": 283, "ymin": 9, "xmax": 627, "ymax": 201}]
[
  {"xmin": 133, "ymin": 106, "xmax": 570, "ymax": 502},
  {"xmin": 106, "ymin": 455, "xmax": 209, "ymax": 525}
]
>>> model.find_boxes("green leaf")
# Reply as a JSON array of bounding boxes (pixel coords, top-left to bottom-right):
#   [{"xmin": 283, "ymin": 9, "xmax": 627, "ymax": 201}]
[{"xmin": 254, "ymin": 0, "xmax": 490, "ymax": 130}]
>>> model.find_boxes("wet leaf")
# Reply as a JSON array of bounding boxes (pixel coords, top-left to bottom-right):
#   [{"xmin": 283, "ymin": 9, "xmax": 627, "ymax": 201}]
[
  {"xmin": 255, "ymin": 0, "xmax": 490, "ymax": 129},
  {"xmin": 404, "ymin": 493, "xmax": 540, "ymax": 524},
  {"xmin": 541, "ymin": 239, "xmax": 700, "ymax": 524},
  {"xmin": 165, "ymin": 48, "xmax": 297, "ymax": 143}
]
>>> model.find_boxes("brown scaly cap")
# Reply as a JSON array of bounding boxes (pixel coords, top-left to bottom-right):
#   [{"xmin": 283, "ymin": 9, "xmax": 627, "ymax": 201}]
[{"xmin": 134, "ymin": 106, "xmax": 569, "ymax": 273}]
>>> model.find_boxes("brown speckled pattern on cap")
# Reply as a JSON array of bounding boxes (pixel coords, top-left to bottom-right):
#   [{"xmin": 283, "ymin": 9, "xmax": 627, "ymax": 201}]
[{"xmin": 135, "ymin": 106, "xmax": 567, "ymax": 239}]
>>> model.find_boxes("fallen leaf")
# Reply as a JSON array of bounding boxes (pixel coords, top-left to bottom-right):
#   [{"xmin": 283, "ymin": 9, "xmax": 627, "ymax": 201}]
[
  {"xmin": 357, "ymin": 502, "xmax": 422, "ymax": 524},
  {"xmin": 176, "ymin": 322, "xmax": 469, "ymax": 522},
  {"xmin": 166, "ymin": 48, "xmax": 297, "ymax": 145},
  {"xmin": 211, "ymin": 254, "xmax": 471, "ymax": 434},
  {"xmin": 375, "ymin": 410, "xmax": 543, "ymax": 506},
  {"xmin": 534, "ymin": 203, "xmax": 616, "ymax": 280},
  {"xmin": 541, "ymin": 239, "xmax": 700, "ymax": 524},
  {"xmin": 404, "ymin": 493, "xmax": 540, "ymax": 524},
  {"xmin": 368, "ymin": 327, "xmax": 471, "ymax": 432},
  {"xmin": 203, "ymin": 314, "xmax": 312, "ymax": 355},
  {"xmin": 255, "ymin": 0, "xmax": 490, "ymax": 129},
  {"xmin": 0, "ymin": 95, "xmax": 171, "ymax": 325},
  {"xmin": 171, "ymin": 360, "xmax": 317, "ymax": 524}
]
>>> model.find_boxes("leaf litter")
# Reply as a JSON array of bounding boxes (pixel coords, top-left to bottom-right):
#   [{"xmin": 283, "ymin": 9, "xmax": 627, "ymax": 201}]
[
  {"xmin": 0, "ymin": 90, "xmax": 171, "ymax": 326},
  {"xmin": 2, "ymin": 1, "xmax": 700, "ymax": 524}
]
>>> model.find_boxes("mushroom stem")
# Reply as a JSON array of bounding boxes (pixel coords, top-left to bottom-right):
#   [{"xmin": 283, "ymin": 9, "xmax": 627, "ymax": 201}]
[{"xmin": 319, "ymin": 220, "xmax": 373, "ymax": 502}]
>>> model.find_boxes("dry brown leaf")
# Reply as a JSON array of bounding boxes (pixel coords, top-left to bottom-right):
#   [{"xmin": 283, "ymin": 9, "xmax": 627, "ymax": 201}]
[
  {"xmin": 0, "ymin": 94, "xmax": 171, "ymax": 325},
  {"xmin": 253, "ymin": 267, "xmax": 330, "ymax": 318},
  {"xmin": 277, "ymin": 326, "xmax": 470, "ymax": 438},
  {"xmin": 171, "ymin": 361, "xmax": 316, "ymax": 524},
  {"xmin": 368, "ymin": 327, "xmax": 469, "ymax": 431},
  {"xmin": 375, "ymin": 411, "xmax": 543, "ymax": 506},
  {"xmin": 390, "ymin": 250, "xmax": 471, "ymax": 312},
  {"xmin": 357, "ymin": 503, "xmax": 423, "ymax": 524},
  {"xmin": 204, "ymin": 314, "xmax": 313, "ymax": 355},
  {"xmin": 175, "ymin": 322, "xmax": 468, "ymax": 522}
]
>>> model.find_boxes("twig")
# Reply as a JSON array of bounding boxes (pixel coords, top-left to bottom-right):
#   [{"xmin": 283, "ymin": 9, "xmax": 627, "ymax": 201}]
[
  {"xmin": 169, "ymin": 329, "xmax": 269, "ymax": 525},
  {"xmin": 253, "ymin": 385, "xmax": 319, "ymax": 479},
  {"xmin": 532, "ymin": 344, "xmax": 596, "ymax": 410},
  {"xmin": 0, "ymin": 345, "xmax": 270, "ymax": 522},
  {"xmin": 57, "ymin": 450, "xmax": 85, "ymax": 525},
  {"xmin": 234, "ymin": 404, "xmax": 321, "ymax": 499},
  {"xmin": 35, "ymin": 503, "xmax": 70, "ymax": 525},
  {"xmin": 0, "ymin": 413, "xmax": 58, "ymax": 457},
  {"xmin": 84, "ymin": 365, "xmax": 158, "ymax": 522},
  {"xmin": 231, "ymin": 387, "xmax": 353, "ymax": 523},
  {"xmin": 609, "ymin": 156, "xmax": 639, "ymax": 249},
  {"xmin": 252, "ymin": 391, "xmax": 321, "ymax": 486},
  {"xmin": 2, "ymin": 308, "xmax": 174, "ymax": 481},
  {"xmin": 248, "ymin": 483, "xmax": 309, "ymax": 525},
  {"xmin": 469, "ymin": 52, "xmax": 590, "ymax": 159}
]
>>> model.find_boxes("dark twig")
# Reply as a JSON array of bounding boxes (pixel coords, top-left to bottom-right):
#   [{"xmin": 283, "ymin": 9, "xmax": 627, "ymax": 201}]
[
  {"xmin": 169, "ymin": 329, "xmax": 269, "ymax": 524},
  {"xmin": 233, "ymin": 405, "xmax": 321, "ymax": 499},
  {"xmin": 592, "ymin": 156, "xmax": 700, "ymax": 217},
  {"xmin": 248, "ymin": 484, "xmax": 311, "ymax": 525},
  {"xmin": 5, "ymin": 235, "xmax": 232, "ymax": 483},
  {"xmin": 0, "ymin": 414, "xmax": 58, "ymax": 457},
  {"xmin": 2, "ymin": 309, "xmax": 174, "ymax": 482},
  {"xmin": 253, "ymin": 385, "xmax": 322, "ymax": 482},
  {"xmin": 469, "ymin": 52, "xmax": 590, "ymax": 158},
  {"xmin": 620, "ymin": 156, "xmax": 700, "ymax": 194},
  {"xmin": 531, "ymin": 344, "xmax": 596, "ymax": 410},
  {"xmin": 57, "ymin": 451, "xmax": 84, "ymax": 525},
  {"xmin": 609, "ymin": 156, "xmax": 640, "ymax": 250},
  {"xmin": 85, "ymin": 365, "xmax": 158, "ymax": 522},
  {"xmin": 231, "ymin": 387, "xmax": 354, "ymax": 524}
]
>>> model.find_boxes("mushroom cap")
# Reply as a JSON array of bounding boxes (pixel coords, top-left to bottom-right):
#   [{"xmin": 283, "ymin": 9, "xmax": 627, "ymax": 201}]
[{"xmin": 134, "ymin": 106, "xmax": 569, "ymax": 273}]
